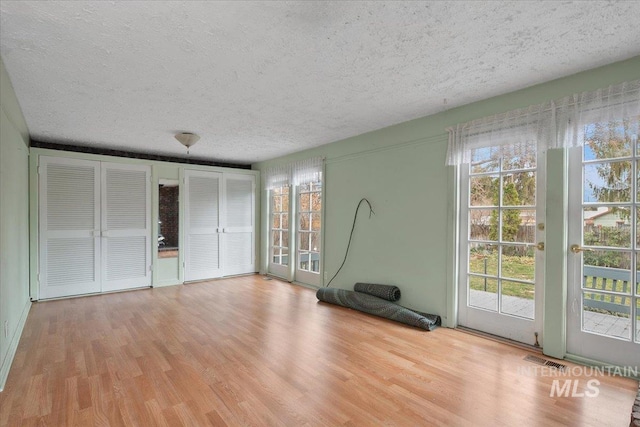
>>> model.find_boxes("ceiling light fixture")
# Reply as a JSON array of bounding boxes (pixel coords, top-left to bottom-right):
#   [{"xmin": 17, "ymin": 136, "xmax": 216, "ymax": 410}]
[{"xmin": 175, "ymin": 132, "xmax": 200, "ymax": 154}]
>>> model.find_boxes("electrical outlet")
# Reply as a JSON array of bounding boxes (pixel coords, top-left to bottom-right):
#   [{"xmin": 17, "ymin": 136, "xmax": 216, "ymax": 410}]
[{"xmin": 3, "ymin": 321, "xmax": 8, "ymax": 339}]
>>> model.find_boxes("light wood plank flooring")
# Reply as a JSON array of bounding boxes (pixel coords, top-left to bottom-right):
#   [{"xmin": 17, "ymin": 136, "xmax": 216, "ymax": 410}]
[{"xmin": 1, "ymin": 275, "xmax": 637, "ymax": 426}]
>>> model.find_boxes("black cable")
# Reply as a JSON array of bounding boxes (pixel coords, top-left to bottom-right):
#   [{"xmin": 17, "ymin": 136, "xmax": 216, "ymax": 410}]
[{"xmin": 326, "ymin": 198, "xmax": 375, "ymax": 287}]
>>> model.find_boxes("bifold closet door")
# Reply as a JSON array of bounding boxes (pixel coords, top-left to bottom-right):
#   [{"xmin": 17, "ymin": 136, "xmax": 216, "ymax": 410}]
[
  {"xmin": 39, "ymin": 157, "xmax": 101, "ymax": 299},
  {"xmin": 223, "ymin": 174, "xmax": 256, "ymax": 276},
  {"xmin": 39, "ymin": 157, "xmax": 151, "ymax": 299},
  {"xmin": 101, "ymin": 163, "xmax": 151, "ymax": 292},
  {"xmin": 185, "ymin": 170, "xmax": 223, "ymax": 281}
]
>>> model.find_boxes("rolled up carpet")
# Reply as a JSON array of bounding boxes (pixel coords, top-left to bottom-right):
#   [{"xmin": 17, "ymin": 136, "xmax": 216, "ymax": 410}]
[
  {"xmin": 316, "ymin": 288, "xmax": 440, "ymax": 331},
  {"xmin": 354, "ymin": 282, "xmax": 401, "ymax": 301}
]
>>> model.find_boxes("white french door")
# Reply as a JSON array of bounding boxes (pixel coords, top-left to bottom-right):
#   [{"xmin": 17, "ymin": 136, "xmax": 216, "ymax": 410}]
[
  {"xmin": 295, "ymin": 181, "xmax": 322, "ymax": 286},
  {"xmin": 458, "ymin": 149, "xmax": 545, "ymax": 346},
  {"xmin": 39, "ymin": 157, "xmax": 151, "ymax": 299},
  {"xmin": 184, "ymin": 170, "xmax": 223, "ymax": 281},
  {"xmin": 268, "ymin": 185, "xmax": 290, "ymax": 279},
  {"xmin": 567, "ymin": 117, "xmax": 640, "ymax": 367},
  {"xmin": 266, "ymin": 179, "xmax": 323, "ymax": 286},
  {"xmin": 222, "ymin": 173, "xmax": 256, "ymax": 276}
]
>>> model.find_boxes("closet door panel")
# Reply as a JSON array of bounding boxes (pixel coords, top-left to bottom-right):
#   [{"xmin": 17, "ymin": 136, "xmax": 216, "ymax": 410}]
[
  {"xmin": 223, "ymin": 174, "xmax": 255, "ymax": 276},
  {"xmin": 39, "ymin": 157, "xmax": 101, "ymax": 299},
  {"xmin": 101, "ymin": 164, "xmax": 151, "ymax": 292},
  {"xmin": 185, "ymin": 170, "xmax": 223, "ymax": 281}
]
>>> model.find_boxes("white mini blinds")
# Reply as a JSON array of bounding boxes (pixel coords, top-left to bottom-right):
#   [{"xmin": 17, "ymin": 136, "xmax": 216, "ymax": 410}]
[
  {"xmin": 447, "ymin": 80, "xmax": 640, "ymax": 166},
  {"xmin": 264, "ymin": 157, "xmax": 324, "ymax": 190}
]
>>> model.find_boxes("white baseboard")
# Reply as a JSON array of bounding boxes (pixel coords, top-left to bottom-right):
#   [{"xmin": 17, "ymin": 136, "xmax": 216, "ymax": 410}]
[
  {"xmin": 0, "ymin": 300, "xmax": 31, "ymax": 392},
  {"xmin": 291, "ymin": 281, "xmax": 320, "ymax": 291},
  {"xmin": 564, "ymin": 353, "xmax": 640, "ymax": 380}
]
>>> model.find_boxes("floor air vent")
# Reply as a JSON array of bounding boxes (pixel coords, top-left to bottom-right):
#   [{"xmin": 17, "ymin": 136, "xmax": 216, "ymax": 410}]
[
  {"xmin": 524, "ymin": 355, "xmax": 566, "ymax": 371},
  {"xmin": 544, "ymin": 360, "xmax": 567, "ymax": 371}
]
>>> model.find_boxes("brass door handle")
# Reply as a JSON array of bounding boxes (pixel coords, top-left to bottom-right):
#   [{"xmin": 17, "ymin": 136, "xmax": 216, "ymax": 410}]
[
  {"xmin": 570, "ymin": 244, "xmax": 594, "ymax": 253},
  {"xmin": 536, "ymin": 242, "xmax": 544, "ymax": 251}
]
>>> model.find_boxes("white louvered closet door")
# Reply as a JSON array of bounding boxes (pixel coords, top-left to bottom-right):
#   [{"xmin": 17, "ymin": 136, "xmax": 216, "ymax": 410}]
[
  {"xmin": 185, "ymin": 170, "xmax": 223, "ymax": 281},
  {"xmin": 101, "ymin": 163, "xmax": 151, "ymax": 292},
  {"xmin": 222, "ymin": 174, "xmax": 256, "ymax": 276},
  {"xmin": 39, "ymin": 157, "xmax": 101, "ymax": 299}
]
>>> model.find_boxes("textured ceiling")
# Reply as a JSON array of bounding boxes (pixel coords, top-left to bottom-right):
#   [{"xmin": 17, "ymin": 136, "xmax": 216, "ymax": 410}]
[{"xmin": 1, "ymin": 1, "xmax": 639, "ymax": 164}]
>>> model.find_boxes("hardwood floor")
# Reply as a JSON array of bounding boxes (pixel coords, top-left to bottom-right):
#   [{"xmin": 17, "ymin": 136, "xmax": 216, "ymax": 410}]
[{"xmin": 1, "ymin": 275, "xmax": 637, "ymax": 426}]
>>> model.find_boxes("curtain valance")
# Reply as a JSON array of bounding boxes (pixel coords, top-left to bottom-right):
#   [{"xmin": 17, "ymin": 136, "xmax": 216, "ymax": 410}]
[
  {"xmin": 557, "ymin": 79, "xmax": 640, "ymax": 149},
  {"xmin": 263, "ymin": 163, "xmax": 291, "ymax": 190},
  {"xmin": 447, "ymin": 79, "xmax": 640, "ymax": 165},
  {"xmin": 292, "ymin": 156, "xmax": 323, "ymax": 186},
  {"xmin": 447, "ymin": 102, "xmax": 553, "ymax": 165},
  {"xmin": 264, "ymin": 157, "xmax": 324, "ymax": 190}
]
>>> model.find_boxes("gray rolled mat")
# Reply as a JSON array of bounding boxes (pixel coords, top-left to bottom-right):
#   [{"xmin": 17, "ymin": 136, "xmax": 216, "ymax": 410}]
[
  {"xmin": 316, "ymin": 288, "xmax": 440, "ymax": 331},
  {"xmin": 354, "ymin": 282, "xmax": 401, "ymax": 301}
]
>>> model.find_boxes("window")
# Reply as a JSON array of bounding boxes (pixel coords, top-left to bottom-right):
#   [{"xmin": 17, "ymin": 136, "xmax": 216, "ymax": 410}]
[
  {"xmin": 297, "ymin": 181, "xmax": 322, "ymax": 273},
  {"xmin": 466, "ymin": 149, "xmax": 538, "ymax": 318},
  {"xmin": 578, "ymin": 117, "xmax": 639, "ymax": 341},
  {"xmin": 270, "ymin": 186, "xmax": 289, "ymax": 267}
]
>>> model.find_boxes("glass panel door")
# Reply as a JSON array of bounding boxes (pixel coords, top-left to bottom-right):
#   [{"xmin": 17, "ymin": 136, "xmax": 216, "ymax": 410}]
[
  {"xmin": 567, "ymin": 116, "xmax": 640, "ymax": 367},
  {"xmin": 296, "ymin": 181, "xmax": 322, "ymax": 286},
  {"xmin": 458, "ymin": 148, "xmax": 544, "ymax": 346},
  {"xmin": 268, "ymin": 185, "xmax": 290, "ymax": 278}
]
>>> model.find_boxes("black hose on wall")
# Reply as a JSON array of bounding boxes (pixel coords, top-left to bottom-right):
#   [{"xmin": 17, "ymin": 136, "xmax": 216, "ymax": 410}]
[
  {"xmin": 353, "ymin": 282, "xmax": 401, "ymax": 301},
  {"xmin": 316, "ymin": 288, "xmax": 441, "ymax": 331}
]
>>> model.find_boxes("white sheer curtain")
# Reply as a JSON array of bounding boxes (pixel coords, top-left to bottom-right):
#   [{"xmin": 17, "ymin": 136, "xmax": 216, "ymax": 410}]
[
  {"xmin": 447, "ymin": 79, "xmax": 640, "ymax": 165},
  {"xmin": 557, "ymin": 79, "xmax": 640, "ymax": 149},
  {"xmin": 447, "ymin": 103, "xmax": 553, "ymax": 165},
  {"xmin": 292, "ymin": 156, "xmax": 323, "ymax": 186},
  {"xmin": 263, "ymin": 163, "xmax": 291, "ymax": 190},
  {"xmin": 263, "ymin": 157, "xmax": 323, "ymax": 190}
]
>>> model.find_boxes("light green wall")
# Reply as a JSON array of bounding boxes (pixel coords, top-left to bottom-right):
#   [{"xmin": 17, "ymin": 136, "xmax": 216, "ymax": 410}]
[
  {"xmin": 254, "ymin": 56, "xmax": 640, "ymax": 358},
  {"xmin": 0, "ymin": 57, "xmax": 31, "ymax": 391}
]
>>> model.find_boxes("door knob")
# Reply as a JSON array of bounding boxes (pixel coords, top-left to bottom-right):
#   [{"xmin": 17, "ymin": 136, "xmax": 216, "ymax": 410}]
[
  {"xmin": 536, "ymin": 242, "xmax": 545, "ymax": 251},
  {"xmin": 570, "ymin": 244, "xmax": 593, "ymax": 253}
]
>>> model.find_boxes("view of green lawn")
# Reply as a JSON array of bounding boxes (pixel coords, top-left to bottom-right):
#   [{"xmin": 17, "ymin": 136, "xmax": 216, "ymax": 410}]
[
  {"xmin": 469, "ymin": 253, "xmax": 535, "ymax": 298},
  {"xmin": 469, "ymin": 252, "xmax": 633, "ymax": 313}
]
